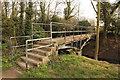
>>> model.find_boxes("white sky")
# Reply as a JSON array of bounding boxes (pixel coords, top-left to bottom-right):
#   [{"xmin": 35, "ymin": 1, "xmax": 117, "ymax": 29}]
[
  {"xmin": 50, "ymin": 0, "xmax": 98, "ymax": 20},
  {"xmin": 78, "ymin": 0, "xmax": 116, "ymax": 20},
  {"xmin": 1, "ymin": 0, "xmax": 117, "ymax": 21},
  {"xmin": 50, "ymin": 0, "xmax": 117, "ymax": 21},
  {"xmin": 79, "ymin": 0, "xmax": 97, "ymax": 20}
]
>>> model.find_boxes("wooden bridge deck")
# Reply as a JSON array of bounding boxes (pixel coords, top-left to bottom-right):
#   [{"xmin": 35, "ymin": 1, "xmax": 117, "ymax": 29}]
[{"xmin": 50, "ymin": 33, "xmax": 94, "ymax": 45}]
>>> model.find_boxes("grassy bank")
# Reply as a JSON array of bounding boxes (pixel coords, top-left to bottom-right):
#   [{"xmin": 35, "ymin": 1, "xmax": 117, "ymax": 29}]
[{"xmin": 20, "ymin": 55, "xmax": 119, "ymax": 78}]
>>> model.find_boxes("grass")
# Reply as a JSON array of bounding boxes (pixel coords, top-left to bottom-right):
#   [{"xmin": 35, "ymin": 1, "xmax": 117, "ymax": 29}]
[
  {"xmin": 2, "ymin": 54, "xmax": 21, "ymax": 71},
  {"xmin": 2, "ymin": 57, "xmax": 12, "ymax": 71},
  {"xmin": 20, "ymin": 55, "xmax": 119, "ymax": 78},
  {"xmin": 2, "ymin": 44, "xmax": 25, "ymax": 71}
]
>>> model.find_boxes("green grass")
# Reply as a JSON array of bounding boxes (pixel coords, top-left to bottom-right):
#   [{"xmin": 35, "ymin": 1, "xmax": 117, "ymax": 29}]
[
  {"xmin": 2, "ymin": 57, "xmax": 12, "ymax": 71},
  {"xmin": 2, "ymin": 55, "xmax": 21, "ymax": 71},
  {"xmin": 20, "ymin": 55, "xmax": 119, "ymax": 78}
]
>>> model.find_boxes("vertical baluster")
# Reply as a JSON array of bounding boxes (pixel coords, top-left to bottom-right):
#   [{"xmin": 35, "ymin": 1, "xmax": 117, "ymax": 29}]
[
  {"xmin": 26, "ymin": 40, "xmax": 28, "ymax": 72},
  {"xmin": 50, "ymin": 22, "xmax": 52, "ymax": 45}
]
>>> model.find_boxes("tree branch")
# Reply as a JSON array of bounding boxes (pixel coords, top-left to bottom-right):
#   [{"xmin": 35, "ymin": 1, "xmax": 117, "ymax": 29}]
[{"xmin": 90, "ymin": 0, "xmax": 97, "ymax": 14}]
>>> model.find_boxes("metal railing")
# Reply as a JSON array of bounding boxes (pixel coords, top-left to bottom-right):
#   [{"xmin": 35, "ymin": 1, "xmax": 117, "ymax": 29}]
[
  {"xmin": 51, "ymin": 22, "xmax": 95, "ymax": 47},
  {"xmin": 10, "ymin": 22, "xmax": 95, "ymax": 72},
  {"xmin": 25, "ymin": 37, "xmax": 52, "ymax": 72},
  {"xmin": 10, "ymin": 35, "xmax": 32, "ymax": 65},
  {"xmin": 25, "ymin": 22, "xmax": 95, "ymax": 71},
  {"xmin": 25, "ymin": 23, "xmax": 52, "ymax": 71}
]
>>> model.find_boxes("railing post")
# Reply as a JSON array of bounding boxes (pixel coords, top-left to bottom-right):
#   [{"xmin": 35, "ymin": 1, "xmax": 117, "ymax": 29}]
[
  {"xmin": 69, "ymin": 25, "xmax": 70, "ymax": 36},
  {"xmin": 73, "ymin": 25, "xmax": 75, "ymax": 40},
  {"xmin": 76, "ymin": 25, "xmax": 78, "ymax": 48},
  {"xmin": 10, "ymin": 37, "xmax": 13, "ymax": 65},
  {"xmin": 31, "ymin": 23, "xmax": 33, "ymax": 47},
  {"xmin": 72, "ymin": 25, "xmax": 75, "ymax": 47},
  {"xmin": 80, "ymin": 40, "xmax": 82, "ymax": 49},
  {"xmin": 81, "ymin": 26, "xmax": 83, "ymax": 36},
  {"xmin": 79, "ymin": 25, "xmax": 81, "ymax": 49},
  {"xmin": 26, "ymin": 40, "xmax": 28, "ymax": 72},
  {"xmin": 50, "ymin": 22, "xmax": 52, "ymax": 45},
  {"xmin": 64, "ymin": 24, "xmax": 66, "ymax": 41}
]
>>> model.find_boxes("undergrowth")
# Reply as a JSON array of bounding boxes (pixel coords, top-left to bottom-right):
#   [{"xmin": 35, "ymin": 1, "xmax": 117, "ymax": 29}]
[
  {"xmin": 2, "ymin": 54, "xmax": 22, "ymax": 71},
  {"xmin": 20, "ymin": 55, "xmax": 119, "ymax": 78}
]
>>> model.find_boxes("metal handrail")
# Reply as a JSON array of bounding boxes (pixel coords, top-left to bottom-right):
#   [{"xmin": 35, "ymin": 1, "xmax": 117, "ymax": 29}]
[
  {"xmin": 52, "ymin": 31, "xmax": 88, "ymax": 33},
  {"xmin": 10, "ymin": 35, "xmax": 31, "ymax": 39},
  {"xmin": 26, "ymin": 37, "xmax": 51, "ymax": 42},
  {"xmin": 51, "ymin": 22, "xmax": 95, "ymax": 48},
  {"xmin": 52, "ymin": 22, "xmax": 73, "ymax": 26},
  {"xmin": 10, "ymin": 35, "xmax": 32, "ymax": 65},
  {"xmin": 32, "ymin": 23, "xmax": 50, "ymax": 25},
  {"xmin": 12, "ymin": 43, "xmax": 33, "ymax": 48},
  {"xmin": 33, "ymin": 31, "xmax": 51, "ymax": 34},
  {"xmin": 25, "ymin": 37, "xmax": 51, "ymax": 72},
  {"xmin": 11, "ymin": 22, "xmax": 96, "ymax": 72}
]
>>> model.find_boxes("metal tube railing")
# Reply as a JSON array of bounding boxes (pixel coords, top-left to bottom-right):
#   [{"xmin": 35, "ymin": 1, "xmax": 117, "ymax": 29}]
[
  {"xmin": 52, "ymin": 31, "xmax": 87, "ymax": 33},
  {"xmin": 50, "ymin": 22, "xmax": 53, "ymax": 44},
  {"xmin": 12, "ymin": 43, "xmax": 33, "ymax": 48},
  {"xmin": 32, "ymin": 23, "xmax": 50, "ymax": 25},
  {"xmin": 25, "ymin": 37, "xmax": 51, "ymax": 71},
  {"xmin": 33, "ymin": 31, "xmax": 51, "ymax": 34},
  {"xmin": 10, "ymin": 35, "xmax": 32, "ymax": 65},
  {"xmin": 31, "ymin": 23, "xmax": 33, "ymax": 48},
  {"xmin": 10, "ymin": 35, "xmax": 31, "ymax": 39},
  {"xmin": 26, "ymin": 40, "xmax": 28, "ymax": 72},
  {"xmin": 10, "ymin": 37, "xmax": 13, "ymax": 65},
  {"xmin": 10, "ymin": 22, "xmax": 95, "ymax": 72},
  {"xmin": 64, "ymin": 24, "xmax": 66, "ymax": 41},
  {"xmin": 52, "ymin": 22, "xmax": 73, "ymax": 26}
]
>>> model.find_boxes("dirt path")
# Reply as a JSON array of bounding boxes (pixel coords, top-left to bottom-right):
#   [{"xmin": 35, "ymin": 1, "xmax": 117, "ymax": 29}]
[{"xmin": 2, "ymin": 68, "xmax": 22, "ymax": 78}]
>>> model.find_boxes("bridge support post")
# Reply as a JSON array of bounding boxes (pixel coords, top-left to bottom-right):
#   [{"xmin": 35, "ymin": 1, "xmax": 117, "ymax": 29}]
[
  {"xmin": 78, "ymin": 50, "xmax": 82, "ymax": 56},
  {"xmin": 49, "ymin": 43, "xmax": 58, "ymax": 62},
  {"xmin": 53, "ymin": 43, "xmax": 58, "ymax": 56},
  {"xmin": 74, "ymin": 48, "xmax": 82, "ymax": 56}
]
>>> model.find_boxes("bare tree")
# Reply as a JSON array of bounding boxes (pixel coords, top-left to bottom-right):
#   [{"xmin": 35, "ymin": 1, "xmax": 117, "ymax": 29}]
[
  {"xmin": 4, "ymin": 2, "xmax": 9, "ymax": 17},
  {"xmin": 64, "ymin": 0, "xmax": 77, "ymax": 20}
]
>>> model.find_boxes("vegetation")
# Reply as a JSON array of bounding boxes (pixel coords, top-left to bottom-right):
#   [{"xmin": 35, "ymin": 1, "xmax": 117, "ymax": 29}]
[
  {"xmin": 25, "ymin": 2, "xmax": 33, "ymax": 35},
  {"xmin": 2, "ymin": 57, "xmax": 12, "ymax": 71},
  {"xmin": 2, "ymin": 54, "xmax": 22, "ymax": 71},
  {"xmin": 64, "ymin": 0, "xmax": 77, "ymax": 20},
  {"xmin": 39, "ymin": 2, "xmax": 46, "ymax": 23},
  {"xmin": 19, "ymin": 2, "xmax": 25, "ymax": 36},
  {"xmin": 90, "ymin": 0, "xmax": 120, "ymax": 60},
  {"xmin": 100, "ymin": 1, "xmax": 120, "ymax": 44},
  {"xmin": 20, "ymin": 55, "xmax": 119, "ymax": 78},
  {"xmin": 78, "ymin": 20, "xmax": 92, "ymax": 33},
  {"xmin": 78, "ymin": 20, "xmax": 91, "ymax": 26},
  {"xmin": 1, "ymin": 0, "xmax": 120, "ymax": 78},
  {"xmin": 2, "ymin": 1, "xmax": 119, "ymax": 47}
]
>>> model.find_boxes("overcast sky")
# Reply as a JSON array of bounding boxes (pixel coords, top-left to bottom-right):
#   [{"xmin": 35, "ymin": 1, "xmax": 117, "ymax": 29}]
[
  {"xmin": 50, "ymin": 0, "xmax": 117, "ymax": 21},
  {"xmin": 78, "ymin": 0, "xmax": 116, "ymax": 20},
  {"xmin": 1, "ymin": 0, "xmax": 117, "ymax": 21}
]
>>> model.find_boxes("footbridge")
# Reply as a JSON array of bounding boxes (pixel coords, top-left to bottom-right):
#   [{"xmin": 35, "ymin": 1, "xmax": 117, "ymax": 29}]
[{"xmin": 10, "ymin": 22, "xmax": 96, "ymax": 71}]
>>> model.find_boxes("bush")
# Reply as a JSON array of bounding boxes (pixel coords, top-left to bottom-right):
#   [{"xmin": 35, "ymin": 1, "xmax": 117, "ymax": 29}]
[{"xmin": 33, "ymin": 25, "xmax": 48, "ymax": 38}]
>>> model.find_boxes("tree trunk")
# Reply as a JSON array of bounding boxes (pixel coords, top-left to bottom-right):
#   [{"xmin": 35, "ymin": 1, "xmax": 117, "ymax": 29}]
[
  {"xmin": 4, "ymin": 2, "xmax": 9, "ymax": 17},
  {"xmin": 94, "ymin": 1, "xmax": 100, "ymax": 60},
  {"xmin": 115, "ymin": 25, "xmax": 118, "ymax": 43}
]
